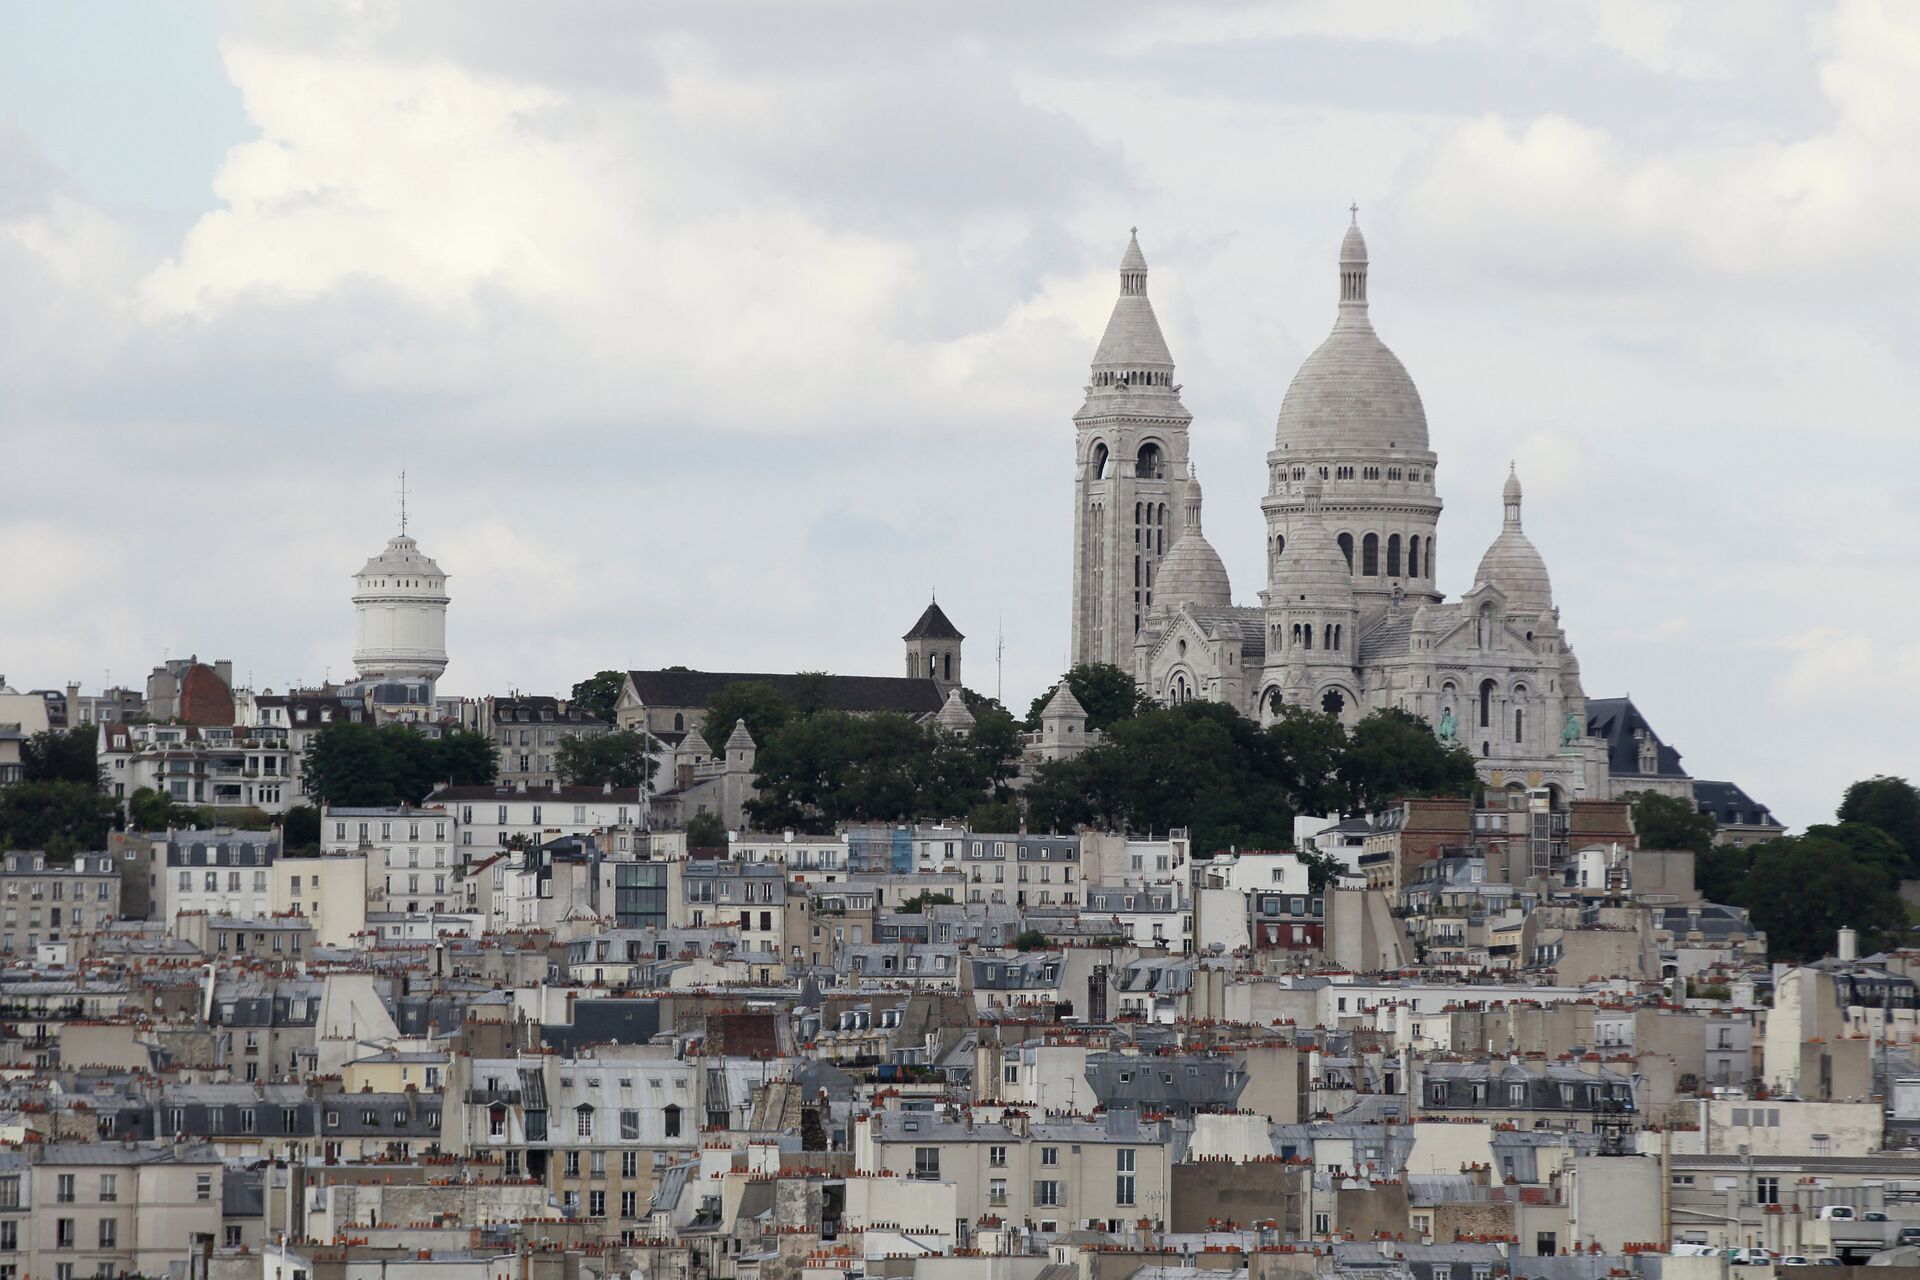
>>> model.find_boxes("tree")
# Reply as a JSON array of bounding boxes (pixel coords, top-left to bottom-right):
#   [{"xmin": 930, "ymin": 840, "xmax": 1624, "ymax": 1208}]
[
  {"xmin": 283, "ymin": 804, "xmax": 321, "ymax": 850},
  {"xmin": 569, "ymin": 670, "xmax": 627, "ymax": 723},
  {"xmin": 436, "ymin": 730, "xmax": 501, "ymax": 789},
  {"xmin": 1026, "ymin": 702, "xmax": 1294, "ymax": 855},
  {"xmin": 1296, "ymin": 847, "xmax": 1348, "ymax": 893},
  {"xmin": 1736, "ymin": 831, "xmax": 1908, "ymax": 963},
  {"xmin": 966, "ymin": 799, "xmax": 1024, "ymax": 833},
  {"xmin": 1338, "ymin": 708, "xmax": 1477, "ymax": 815},
  {"xmin": 1025, "ymin": 663, "xmax": 1152, "ymax": 732},
  {"xmin": 303, "ymin": 723, "xmax": 496, "ymax": 807},
  {"xmin": 22, "ymin": 726, "xmax": 102, "ymax": 786},
  {"xmin": 556, "ymin": 731, "xmax": 658, "ymax": 789},
  {"xmin": 698, "ymin": 681, "xmax": 797, "ymax": 755},
  {"xmin": 1838, "ymin": 776, "xmax": 1920, "ymax": 875},
  {"xmin": 1265, "ymin": 707, "xmax": 1349, "ymax": 816},
  {"xmin": 685, "ymin": 810, "xmax": 729, "ymax": 849},
  {"xmin": 1012, "ymin": 929, "xmax": 1050, "ymax": 951},
  {"xmin": 0, "ymin": 781, "xmax": 119, "ymax": 855},
  {"xmin": 128, "ymin": 787, "xmax": 183, "ymax": 832},
  {"xmin": 1628, "ymin": 790, "xmax": 1717, "ymax": 856}
]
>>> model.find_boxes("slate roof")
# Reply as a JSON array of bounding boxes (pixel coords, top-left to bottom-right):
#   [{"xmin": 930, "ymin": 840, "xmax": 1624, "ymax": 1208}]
[
  {"xmin": 903, "ymin": 602, "xmax": 964, "ymax": 641},
  {"xmin": 1183, "ymin": 605, "xmax": 1266, "ymax": 663},
  {"xmin": 1357, "ymin": 613, "xmax": 1413, "ymax": 663},
  {"xmin": 1586, "ymin": 696, "xmax": 1687, "ymax": 778},
  {"xmin": 625, "ymin": 670, "xmax": 945, "ymax": 717},
  {"xmin": 1691, "ymin": 779, "xmax": 1782, "ymax": 830}
]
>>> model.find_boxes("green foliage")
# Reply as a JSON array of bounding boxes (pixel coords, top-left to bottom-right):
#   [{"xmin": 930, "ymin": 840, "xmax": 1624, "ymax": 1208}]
[
  {"xmin": 699, "ymin": 681, "xmax": 798, "ymax": 754},
  {"xmin": 302, "ymin": 723, "xmax": 498, "ymax": 806},
  {"xmin": 128, "ymin": 786, "xmax": 181, "ymax": 831},
  {"xmin": 1265, "ymin": 707, "xmax": 1349, "ymax": 817},
  {"xmin": 283, "ymin": 804, "xmax": 321, "ymax": 850},
  {"xmin": 896, "ymin": 891, "xmax": 956, "ymax": 913},
  {"xmin": 1339, "ymin": 707, "xmax": 1477, "ymax": 813},
  {"xmin": 685, "ymin": 810, "xmax": 729, "ymax": 849},
  {"xmin": 22, "ymin": 725, "xmax": 102, "ymax": 785},
  {"xmin": 1629, "ymin": 790, "xmax": 1718, "ymax": 856},
  {"xmin": 1838, "ymin": 776, "xmax": 1920, "ymax": 875},
  {"xmin": 568, "ymin": 671, "xmax": 627, "ymax": 723},
  {"xmin": 1024, "ymin": 663, "xmax": 1152, "ymax": 732},
  {"xmin": 1026, "ymin": 701, "xmax": 1295, "ymax": 855},
  {"xmin": 743, "ymin": 695, "xmax": 1022, "ymax": 833},
  {"xmin": 1012, "ymin": 929, "xmax": 1050, "ymax": 951},
  {"xmin": 1295, "ymin": 847, "xmax": 1348, "ymax": 893},
  {"xmin": 556, "ymin": 731, "xmax": 658, "ymax": 789},
  {"xmin": 966, "ymin": 799, "xmax": 1024, "ymax": 833},
  {"xmin": 0, "ymin": 781, "xmax": 119, "ymax": 854},
  {"xmin": 1733, "ymin": 826, "xmax": 1908, "ymax": 963}
]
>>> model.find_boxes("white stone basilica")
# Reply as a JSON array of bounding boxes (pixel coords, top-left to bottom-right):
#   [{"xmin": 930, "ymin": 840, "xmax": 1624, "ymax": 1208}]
[{"xmin": 1069, "ymin": 218, "xmax": 1612, "ymax": 801}]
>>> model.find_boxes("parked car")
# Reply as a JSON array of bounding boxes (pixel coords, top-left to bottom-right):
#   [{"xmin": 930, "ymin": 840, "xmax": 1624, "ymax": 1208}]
[
  {"xmin": 1897, "ymin": 1226, "xmax": 1920, "ymax": 1246},
  {"xmin": 1817, "ymin": 1206, "xmax": 1857, "ymax": 1221},
  {"xmin": 1731, "ymin": 1249, "xmax": 1779, "ymax": 1265},
  {"xmin": 1864, "ymin": 1211, "xmax": 1890, "ymax": 1222},
  {"xmin": 1781, "ymin": 1256, "xmax": 1815, "ymax": 1267},
  {"xmin": 1816, "ymin": 1260, "xmax": 1844, "ymax": 1267}
]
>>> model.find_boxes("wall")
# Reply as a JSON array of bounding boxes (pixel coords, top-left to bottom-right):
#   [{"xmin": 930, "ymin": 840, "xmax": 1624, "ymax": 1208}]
[{"xmin": 1170, "ymin": 1160, "xmax": 1300, "ymax": 1233}]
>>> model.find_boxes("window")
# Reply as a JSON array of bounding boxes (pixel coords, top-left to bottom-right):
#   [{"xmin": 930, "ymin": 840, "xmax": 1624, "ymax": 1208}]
[
  {"xmin": 97, "ymin": 1221, "xmax": 116, "ymax": 1249},
  {"xmin": 577, "ymin": 1106, "xmax": 594, "ymax": 1137},
  {"xmin": 589, "ymin": 1190, "xmax": 606, "ymax": 1218},
  {"xmin": 1116, "ymin": 1148, "xmax": 1136, "ymax": 1205},
  {"xmin": 56, "ymin": 1219, "xmax": 74, "ymax": 1248},
  {"xmin": 989, "ymin": 1178, "xmax": 1007, "ymax": 1206},
  {"xmin": 565, "ymin": 1152, "xmax": 581, "ymax": 1177},
  {"xmin": 1034, "ymin": 1180, "xmax": 1061, "ymax": 1207},
  {"xmin": 56, "ymin": 1174, "xmax": 74, "ymax": 1203},
  {"xmin": 98, "ymin": 1174, "xmax": 116, "ymax": 1202},
  {"xmin": 914, "ymin": 1148, "xmax": 940, "ymax": 1179},
  {"xmin": 621, "ymin": 1110, "xmax": 640, "ymax": 1140},
  {"xmin": 621, "ymin": 1191, "xmax": 638, "ymax": 1218},
  {"xmin": 1041, "ymin": 1146, "xmax": 1058, "ymax": 1167},
  {"xmin": 622, "ymin": 1151, "xmax": 639, "ymax": 1178},
  {"xmin": 0, "ymin": 1221, "xmax": 14, "ymax": 1250},
  {"xmin": 663, "ymin": 1104, "xmax": 681, "ymax": 1138},
  {"xmin": 1756, "ymin": 1176, "xmax": 1780, "ymax": 1205},
  {"xmin": 989, "ymin": 1145, "xmax": 1007, "ymax": 1167}
]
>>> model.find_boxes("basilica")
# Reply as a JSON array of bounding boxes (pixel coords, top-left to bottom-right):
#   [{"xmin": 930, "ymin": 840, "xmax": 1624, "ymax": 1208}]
[{"xmin": 1069, "ymin": 217, "xmax": 1612, "ymax": 803}]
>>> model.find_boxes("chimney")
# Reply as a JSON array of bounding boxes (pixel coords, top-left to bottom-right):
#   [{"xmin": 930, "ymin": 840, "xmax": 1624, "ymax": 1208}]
[{"xmin": 1838, "ymin": 927, "xmax": 1859, "ymax": 963}]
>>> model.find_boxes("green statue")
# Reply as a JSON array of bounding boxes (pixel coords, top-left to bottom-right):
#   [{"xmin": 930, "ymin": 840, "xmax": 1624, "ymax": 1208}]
[
  {"xmin": 1437, "ymin": 707, "xmax": 1457, "ymax": 743},
  {"xmin": 1562, "ymin": 711, "xmax": 1581, "ymax": 746}
]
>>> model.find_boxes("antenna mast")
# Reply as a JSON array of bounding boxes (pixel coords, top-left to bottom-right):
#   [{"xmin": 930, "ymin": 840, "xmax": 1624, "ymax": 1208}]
[
  {"xmin": 996, "ymin": 614, "xmax": 1005, "ymax": 706},
  {"xmin": 397, "ymin": 470, "xmax": 410, "ymax": 535}
]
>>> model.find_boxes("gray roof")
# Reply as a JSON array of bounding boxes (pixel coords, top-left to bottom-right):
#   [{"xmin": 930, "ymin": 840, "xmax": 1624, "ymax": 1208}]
[
  {"xmin": 1586, "ymin": 696, "xmax": 1687, "ymax": 778},
  {"xmin": 1358, "ymin": 612, "xmax": 1413, "ymax": 663},
  {"xmin": 1183, "ymin": 606, "xmax": 1266, "ymax": 664}
]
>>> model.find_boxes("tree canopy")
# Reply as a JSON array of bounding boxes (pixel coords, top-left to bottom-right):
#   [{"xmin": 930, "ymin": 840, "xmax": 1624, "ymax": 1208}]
[
  {"xmin": 1024, "ymin": 663, "xmax": 1152, "ymax": 733},
  {"xmin": 1727, "ymin": 826, "xmax": 1908, "ymax": 963},
  {"xmin": 685, "ymin": 810, "xmax": 728, "ymax": 849},
  {"xmin": 0, "ymin": 781, "xmax": 118, "ymax": 856},
  {"xmin": 556, "ymin": 730, "xmax": 658, "ymax": 789},
  {"xmin": 1025, "ymin": 702, "xmax": 1472, "ymax": 856},
  {"xmin": 302, "ymin": 723, "xmax": 498, "ymax": 806},
  {"xmin": 699, "ymin": 681, "xmax": 797, "ymax": 755},
  {"xmin": 1838, "ymin": 775, "xmax": 1920, "ymax": 875},
  {"xmin": 568, "ymin": 670, "xmax": 627, "ymax": 723},
  {"xmin": 22, "ymin": 726, "xmax": 102, "ymax": 786}
]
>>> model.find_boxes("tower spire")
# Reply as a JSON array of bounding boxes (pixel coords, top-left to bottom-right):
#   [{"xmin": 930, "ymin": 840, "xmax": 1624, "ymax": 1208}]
[
  {"xmin": 1503, "ymin": 463, "xmax": 1523, "ymax": 529},
  {"xmin": 396, "ymin": 470, "xmax": 410, "ymax": 536}
]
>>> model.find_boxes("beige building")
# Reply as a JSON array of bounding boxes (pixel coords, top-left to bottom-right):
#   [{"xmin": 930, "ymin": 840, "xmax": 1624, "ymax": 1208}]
[
  {"xmin": 27, "ymin": 1142, "xmax": 224, "ymax": 1280},
  {"xmin": 270, "ymin": 850, "xmax": 369, "ymax": 947},
  {"xmin": 0, "ymin": 850, "xmax": 120, "ymax": 955}
]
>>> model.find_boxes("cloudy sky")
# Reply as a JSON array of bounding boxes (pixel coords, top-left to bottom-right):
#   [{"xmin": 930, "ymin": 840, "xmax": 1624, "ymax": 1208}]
[{"xmin": 4, "ymin": 1, "xmax": 1916, "ymax": 828}]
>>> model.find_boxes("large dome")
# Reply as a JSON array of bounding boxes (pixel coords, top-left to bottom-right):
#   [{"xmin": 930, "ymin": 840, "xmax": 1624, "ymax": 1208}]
[
  {"xmin": 1274, "ymin": 219, "xmax": 1430, "ymax": 455},
  {"xmin": 1474, "ymin": 467, "xmax": 1553, "ymax": 614}
]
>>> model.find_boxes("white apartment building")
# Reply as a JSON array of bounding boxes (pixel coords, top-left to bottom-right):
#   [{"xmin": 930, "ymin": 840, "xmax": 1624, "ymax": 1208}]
[
  {"xmin": 427, "ymin": 783, "xmax": 646, "ymax": 857},
  {"xmin": 321, "ymin": 804, "xmax": 458, "ymax": 914}
]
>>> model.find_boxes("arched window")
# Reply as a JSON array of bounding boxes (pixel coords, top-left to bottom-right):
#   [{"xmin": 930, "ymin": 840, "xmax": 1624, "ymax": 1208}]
[
  {"xmin": 1514, "ymin": 707, "xmax": 1525, "ymax": 744},
  {"xmin": 1479, "ymin": 679, "xmax": 1496, "ymax": 728},
  {"xmin": 1334, "ymin": 624, "xmax": 1343, "ymax": 651},
  {"xmin": 1137, "ymin": 442, "xmax": 1162, "ymax": 479},
  {"xmin": 1338, "ymin": 533, "xmax": 1354, "ymax": 572},
  {"xmin": 663, "ymin": 1104, "xmax": 681, "ymax": 1138},
  {"xmin": 1290, "ymin": 623, "xmax": 1301, "ymax": 646},
  {"xmin": 1425, "ymin": 537, "xmax": 1435, "ymax": 578},
  {"xmin": 1387, "ymin": 534, "xmax": 1402, "ymax": 577},
  {"xmin": 1362, "ymin": 534, "xmax": 1379, "ymax": 576},
  {"xmin": 1408, "ymin": 537, "xmax": 1420, "ymax": 578},
  {"xmin": 1324, "ymin": 624, "xmax": 1333, "ymax": 649},
  {"xmin": 673, "ymin": 713, "xmax": 685, "ymax": 732},
  {"xmin": 1092, "ymin": 443, "xmax": 1110, "ymax": 479},
  {"xmin": 943, "ymin": 653, "xmax": 952, "ymax": 681}
]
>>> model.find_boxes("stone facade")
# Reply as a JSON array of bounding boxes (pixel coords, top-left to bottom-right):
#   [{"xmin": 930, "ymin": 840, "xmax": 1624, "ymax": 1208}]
[{"xmin": 1071, "ymin": 221, "xmax": 1614, "ymax": 801}]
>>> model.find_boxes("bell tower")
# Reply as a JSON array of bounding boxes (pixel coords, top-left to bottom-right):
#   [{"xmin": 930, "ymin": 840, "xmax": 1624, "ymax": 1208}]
[
  {"xmin": 1070, "ymin": 230, "xmax": 1192, "ymax": 668},
  {"xmin": 903, "ymin": 598, "xmax": 964, "ymax": 693}
]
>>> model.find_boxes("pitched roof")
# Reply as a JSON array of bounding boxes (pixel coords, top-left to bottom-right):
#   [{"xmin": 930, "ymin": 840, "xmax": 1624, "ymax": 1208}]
[
  {"xmin": 903, "ymin": 602, "xmax": 964, "ymax": 641},
  {"xmin": 625, "ymin": 670, "xmax": 944, "ymax": 716},
  {"xmin": 1692, "ymin": 779, "xmax": 1783, "ymax": 830},
  {"xmin": 1586, "ymin": 696, "xmax": 1687, "ymax": 779}
]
